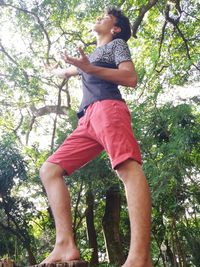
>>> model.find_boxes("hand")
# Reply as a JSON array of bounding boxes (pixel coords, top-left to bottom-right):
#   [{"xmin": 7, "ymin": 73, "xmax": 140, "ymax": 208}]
[
  {"xmin": 62, "ymin": 47, "xmax": 91, "ymax": 73},
  {"xmin": 44, "ymin": 62, "xmax": 68, "ymax": 79}
]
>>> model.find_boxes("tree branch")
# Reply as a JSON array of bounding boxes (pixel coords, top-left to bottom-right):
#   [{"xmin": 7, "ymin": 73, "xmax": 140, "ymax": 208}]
[
  {"xmin": 73, "ymin": 179, "xmax": 84, "ymax": 235},
  {"xmin": 50, "ymin": 83, "xmax": 62, "ymax": 150},
  {"xmin": 0, "ymin": 42, "xmax": 18, "ymax": 66},
  {"xmin": 30, "ymin": 105, "xmax": 69, "ymax": 117},
  {"xmin": 13, "ymin": 111, "xmax": 24, "ymax": 135},
  {"xmin": 132, "ymin": 0, "xmax": 159, "ymax": 38},
  {"xmin": 0, "ymin": 3, "xmax": 51, "ymax": 59},
  {"xmin": 158, "ymin": 21, "xmax": 168, "ymax": 58},
  {"xmin": 25, "ymin": 115, "xmax": 36, "ymax": 145},
  {"xmin": 0, "ymin": 41, "xmax": 29, "ymax": 82},
  {"xmin": 154, "ymin": 20, "xmax": 169, "ymax": 73},
  {"xmin": 165, "ymin": 4, "xmax": 200, "ymax": 71}
]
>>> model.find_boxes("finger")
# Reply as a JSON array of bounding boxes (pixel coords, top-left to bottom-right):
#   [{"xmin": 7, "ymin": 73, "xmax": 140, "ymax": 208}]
[
  {"xmin": 43, "ymin": 59, "xmax": 50, "ymax": 68},
  {"xmin": 60, "ymin": 51, "xmax": 67, "ymax": 58},
  {"xmin": 65, "ymin": 56, "xmax": 76, "ymax": 64},
  {"xmin": 62, "ymin": 54, "xmax": 71, "ymax": 64},
  {"xmin": 62, "ymin": 53, "xmax": 76, "ymax": 65},
  {"xmin": 44, "ymin": 62, "xmax": 59, "ymax": 72},
  {"xmin": 61, "ymin": 52, "xmax": 69, "ymax": 62},
  {"xmin": 44, "ymin": 63, "xmax": 51, "ymax": 70},
  {"xmin": 50, "ymin": 63, "xmax": 58, "ymax": 69},
  {"xmin": 78, "ymin": 47, "xmax": 85, "ymax": 57},
  {"xmin": 53, "ymin": 63, "xmax": 59, "ymax": 69},
  {"xmin": 43, "ymin": 58, "xmax": 50, "ymax": 65}
]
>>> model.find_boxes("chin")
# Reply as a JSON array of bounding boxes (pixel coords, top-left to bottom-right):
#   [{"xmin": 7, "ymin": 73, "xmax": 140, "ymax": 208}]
[{"xmin": 92, "ymin": 26, "xmax": 99, "ymax": 33}]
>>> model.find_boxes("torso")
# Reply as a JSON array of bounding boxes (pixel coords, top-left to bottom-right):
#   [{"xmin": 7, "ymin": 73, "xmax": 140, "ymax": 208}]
[{"xmin": 77, "ymin": 38, "xmax": 132, "ymax": 118}]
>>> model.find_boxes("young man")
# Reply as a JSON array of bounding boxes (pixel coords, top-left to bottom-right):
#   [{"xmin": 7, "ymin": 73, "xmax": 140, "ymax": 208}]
[{"xmin": 40, "ymin": 7, "xmax": 153, "ymax": 267}]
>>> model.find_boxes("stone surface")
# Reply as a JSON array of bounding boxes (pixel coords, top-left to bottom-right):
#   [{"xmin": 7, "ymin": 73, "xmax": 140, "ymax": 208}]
[
  {"xmin": 0, "ymin": 259, "xmax": 15, "ymax": 267},
  {"xmin": 30, "ymin": 261, "xmax": 88, "ymax": 267}
]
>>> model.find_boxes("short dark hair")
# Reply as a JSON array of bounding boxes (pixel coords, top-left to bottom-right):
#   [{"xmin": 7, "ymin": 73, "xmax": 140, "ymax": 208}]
[{"xmin": 106, "ymin": 7, "xmax": 131, "ymax": 42}]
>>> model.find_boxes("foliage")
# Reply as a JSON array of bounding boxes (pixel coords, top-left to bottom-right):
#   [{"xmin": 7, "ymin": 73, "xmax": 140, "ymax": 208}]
[
  {"xmin": 0, "ymin": 0, "xmax": 199, "ymax": 266},
  {"xmin": 130, "ymin": 101, "xmax": 200, "ymax": 266}
]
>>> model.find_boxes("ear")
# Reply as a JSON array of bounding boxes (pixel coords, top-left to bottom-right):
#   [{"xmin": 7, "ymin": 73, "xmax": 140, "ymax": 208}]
[{"xmin": 111, "ymin": 26, "xmax": 121, "ymax": 35}]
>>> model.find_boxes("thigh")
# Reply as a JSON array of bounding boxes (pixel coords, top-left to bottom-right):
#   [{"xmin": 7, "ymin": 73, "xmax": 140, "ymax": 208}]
[
  {"xmin": 47, "ymin": 120, "xmax": 104, "ymax": 175},
  {"xmin": 90, "ymin": 100, "xmax": 142, "ymax": 169}
]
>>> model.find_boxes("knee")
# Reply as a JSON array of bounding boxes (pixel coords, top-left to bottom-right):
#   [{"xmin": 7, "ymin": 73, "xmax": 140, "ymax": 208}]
[
  {"xmin": 40, "ymin": 162, "xmax": 64, "ymax": 184},
  {"xmin": 117, "ymin": 168, "xmax": 129, "ymax": 184},
  {"xmin": 39, "ymin": 163, "xmax": 48, "ymax": 182},
  {"xmin": 116, "ymin": 159, "xmax": 144, "ymax": 184},
  {"xmin": 116, "ymin": 166, "xmax": 131, "ymax": 184}
]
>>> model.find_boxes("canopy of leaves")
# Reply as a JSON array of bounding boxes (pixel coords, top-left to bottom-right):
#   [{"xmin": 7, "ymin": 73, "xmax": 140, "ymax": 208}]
[{"xmin": 0, "ymin": 0, "xmax": 199, "ymax": 266}]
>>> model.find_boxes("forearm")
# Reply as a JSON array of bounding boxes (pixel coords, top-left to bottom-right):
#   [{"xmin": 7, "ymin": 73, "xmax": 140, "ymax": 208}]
[
  {"xmin": 62, "ymin": 48, "xmax": 137, "ymax": 87},
  {"xmin": 51, "ymin": 65, "xmax": 78, "ymax": 79},
  {"xmin": 65, "ymin": 66, "xmax": 79, "ymax": 77},
  {"xmin": 85, "ymin": 65, "xmax": 137, "ymax": 87}
]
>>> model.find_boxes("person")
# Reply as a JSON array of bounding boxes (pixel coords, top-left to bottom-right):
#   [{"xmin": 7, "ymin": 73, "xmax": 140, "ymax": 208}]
[{"xmin": 40, "ymin": 7, "xmax": 153, "ymax": 267}]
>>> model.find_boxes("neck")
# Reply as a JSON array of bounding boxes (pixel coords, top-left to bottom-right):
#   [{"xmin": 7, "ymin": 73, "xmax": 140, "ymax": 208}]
[{"xmin": 96, "ymin": 34, "xmax": 113, "ymax": 47}]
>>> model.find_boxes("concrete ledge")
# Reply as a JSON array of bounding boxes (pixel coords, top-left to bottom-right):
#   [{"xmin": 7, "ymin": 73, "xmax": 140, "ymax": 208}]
[
  {"xmin": 0, "ymin": 259, "xmax": 15, "ymax": 267},
  {"xmin": 30, "ymin": 261, "xmax": 88, "ymax": 267},
  {"xmin": 0, "ymin": 259, "xmax": 88, "ymax": 267}
]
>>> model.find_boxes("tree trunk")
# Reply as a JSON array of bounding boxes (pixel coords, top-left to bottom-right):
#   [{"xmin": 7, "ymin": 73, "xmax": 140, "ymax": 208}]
[
  {"xmin": 171, "ymin": 227, "xmax": 179, "ymax": 267},
  {"xmin": 165, "ymin": 239, "xmax": 176, "ymax": 267},
  {"xmin": 85, "ymin": 190, "xmax": 99, "ymax": 266},
  {"xmin": 172, "ymin": 217, "xmax": 187, "ymax": 267},
  {"xmin": 102, "ymin": 185, "xmax": 125, "ymax": 266},
  {"xmin": 26, "ymin": 245, "xmax": 37, "ymax": 265}
]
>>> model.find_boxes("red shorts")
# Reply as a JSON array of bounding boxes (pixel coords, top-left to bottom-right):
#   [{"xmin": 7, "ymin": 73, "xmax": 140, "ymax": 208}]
[{"xmin": 47, "ymin": 100, "xmax": 142, "ymax": 175}]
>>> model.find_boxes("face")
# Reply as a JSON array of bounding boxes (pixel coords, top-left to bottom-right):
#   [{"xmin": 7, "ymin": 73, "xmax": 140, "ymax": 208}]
[{"xmin": 93, "ymin": 13, "xmax": 119, "ymax": 35}]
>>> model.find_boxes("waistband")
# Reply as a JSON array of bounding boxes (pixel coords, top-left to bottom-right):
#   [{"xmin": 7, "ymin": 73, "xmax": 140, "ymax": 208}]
[
  {"xmin": 77, "ymin": 99, "xmax": 126, "ymax": 119},
  {"xmin": 77, "ymin": 105, "xmax": 89, "ymax": 119}
]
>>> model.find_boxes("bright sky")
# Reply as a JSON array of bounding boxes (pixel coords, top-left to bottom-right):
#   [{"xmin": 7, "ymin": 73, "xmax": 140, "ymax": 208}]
[
  {"xmin": 1, "ymin": 8, "xmax": 199, "ymax": 149},
  {"xmin": 157, "ymin": 82, "xmax": 200, "ymax": 106}
]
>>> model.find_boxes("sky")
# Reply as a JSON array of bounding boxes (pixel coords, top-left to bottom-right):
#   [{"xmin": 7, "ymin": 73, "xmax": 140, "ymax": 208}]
[{"xmin": 0, "ymin": 5, "xmax": 199, "ymax": 149}]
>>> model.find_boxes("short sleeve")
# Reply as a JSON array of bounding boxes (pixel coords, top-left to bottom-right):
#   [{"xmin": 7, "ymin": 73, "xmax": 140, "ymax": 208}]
[{"xmin": 113, "ymin": 39, "xmax": 132, "ymax": 66}]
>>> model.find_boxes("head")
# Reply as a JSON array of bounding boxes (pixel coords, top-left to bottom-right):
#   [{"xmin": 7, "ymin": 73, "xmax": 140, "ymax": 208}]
[
  {"xmin": 106, "ymin": 7, "xmax": 131, "ymax": 42},
  {"xmin": 93, "ymin": 7, "xmax": 131, "ymax": 42}
]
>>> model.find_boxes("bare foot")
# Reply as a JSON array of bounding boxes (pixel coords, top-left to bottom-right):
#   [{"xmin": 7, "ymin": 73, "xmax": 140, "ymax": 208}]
[
  {"xmin": 122, "ymin": 262, "xmax": 153, "ymax": 267},
  {"xmin": 121, "ymin": 255, "xmax": 153, "ymax": 267},
  {"xmin": 40, "ymin": 242, "xmax": 80, "ymax": 264}
]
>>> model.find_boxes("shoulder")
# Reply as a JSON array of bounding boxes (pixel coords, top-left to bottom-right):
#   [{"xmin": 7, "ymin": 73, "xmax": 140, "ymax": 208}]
[
  {"xmin": 111, "ymin": 38, "xmax": 128, "ymax": 48},
  {"xmin": 111, "ymin": 39, "xmax": 132, "ymax": 65}
]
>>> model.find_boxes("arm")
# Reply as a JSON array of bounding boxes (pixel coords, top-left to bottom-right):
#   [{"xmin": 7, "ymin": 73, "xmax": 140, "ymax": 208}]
[
  {"xmin": 46, "ymin": 64, "xmax": 78, "ymax": 79},
  {"xmin": 63, "ymin": 48, "xmax": 138, "ymax": 88},
  {"xmin": 85, "ymin": 61, "xmax": 137, "ymax": 88}
]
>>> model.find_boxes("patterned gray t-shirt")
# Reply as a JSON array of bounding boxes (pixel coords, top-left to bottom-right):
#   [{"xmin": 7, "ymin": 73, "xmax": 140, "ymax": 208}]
[{"xmin": 78, "ymin": 38, "xmax": 132, "ymax": 118}]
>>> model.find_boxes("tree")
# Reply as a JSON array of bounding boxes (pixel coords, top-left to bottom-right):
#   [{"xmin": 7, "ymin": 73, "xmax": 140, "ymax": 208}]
[
  {"xmin": 130, "ymin": 101, "xmax": 200, "ymax": 266},
  {"xmin": 0, "ymin": 0, "xmax": 199, "ymax": 266},
  {"xmin": 0, "ymin": 135, "xmax": 37, "ymax": 265}
]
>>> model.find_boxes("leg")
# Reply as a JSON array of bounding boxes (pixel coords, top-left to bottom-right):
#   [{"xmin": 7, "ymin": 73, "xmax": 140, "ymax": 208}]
[
  {"xmin": 116, "ymin": 159, "xmax": 153, "ymax": 267},
  {"xmin": 38, "ymin": 111, "xmax": 104, "ymax": 263},
  {"xmin": 39, "ymin": 162, "xmax": 80, "ymax": 263}
]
